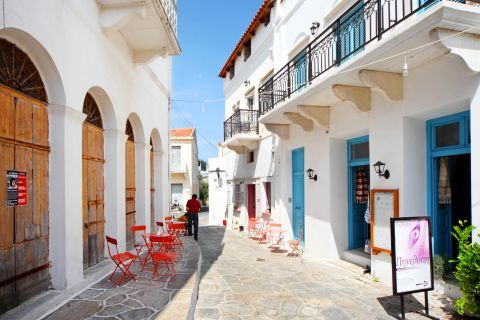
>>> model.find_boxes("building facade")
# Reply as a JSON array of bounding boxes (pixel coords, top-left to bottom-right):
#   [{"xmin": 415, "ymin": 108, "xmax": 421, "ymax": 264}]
[
  {"xmin": 170, "ymin": 128, "xmax": 200, "ymax": 207},
  {"xmin": 211, "ymin": 0, "xmax": 480, "ymax": 285},
  {"xmin": 0, "ymin": 0, "xmax": 178, "ymax": 314}
]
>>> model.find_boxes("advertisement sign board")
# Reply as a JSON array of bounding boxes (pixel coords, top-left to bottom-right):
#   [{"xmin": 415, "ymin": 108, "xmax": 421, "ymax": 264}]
[
  {"xmin": 6, "ymin": 170, "xmax": 28, "ymax": 207},
  {"xmin": 391, "ymin": 216, "xmax": 434, "ymax": 295}
]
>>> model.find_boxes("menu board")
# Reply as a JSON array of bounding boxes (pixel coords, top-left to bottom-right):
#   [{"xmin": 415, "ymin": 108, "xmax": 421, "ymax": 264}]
[
  {"xmin": 391, "ymin": 217, "xmax": 433, "ymax": 295},
  {"xmin": 371, "ymin": 189, "xmax": 399, "ymax": 254}
]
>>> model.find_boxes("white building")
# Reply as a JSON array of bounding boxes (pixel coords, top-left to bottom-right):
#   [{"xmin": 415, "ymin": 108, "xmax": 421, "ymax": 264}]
[
  {"xmin": 170, "ymin": 128, "xmax": 200, "ymax": 207},
  {"xmin": 0, "ymin": 0, "xmax": 178, "ymax": 314},
  {"xmin": 211, "ymin": 0, "xmax": 480, "ymax": 285}
]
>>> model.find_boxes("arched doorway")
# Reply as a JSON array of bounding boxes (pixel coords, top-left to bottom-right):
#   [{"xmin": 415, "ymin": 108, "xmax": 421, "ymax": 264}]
[
  {"xmin": 0, "ymin": 39, "xmax": 50, "ymax": 313},
  {"xmin": 125, "ymin": 120, "xmax": 136, "ymax": 247},
  {"xmin": 82, "ymin": 93, "xmax": 105, "ymax": 269},
  {"xmin": 150, "ymin": 138, "xmax": 155, "ymax": 230}
]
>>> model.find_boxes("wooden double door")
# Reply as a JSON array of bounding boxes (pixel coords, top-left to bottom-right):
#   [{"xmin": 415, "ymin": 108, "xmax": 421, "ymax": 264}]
[
  {"xmin": 82, "ymin": 122, "xmax": 105, "ymax": 269},
  {"xmin": 125, "ymin": 140, "xmax": 136, "ymax": 247},
  {"xmin": 0, "ymin": 86, "xmax": 50, "ymax": 313}
]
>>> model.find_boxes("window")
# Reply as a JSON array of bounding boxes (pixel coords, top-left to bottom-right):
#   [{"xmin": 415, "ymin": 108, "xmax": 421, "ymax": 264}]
[
  {"xmin": 234, "ymin": 184, "xmax": 243, "ymax": 208},
  {"xmin": 246, "ymin": 94, "xmax": 254, "ymax": 110},
  {"xmin": 229, "ymin": 64, "xmax": 235, "ymax": 79},
  {"xmin": 428, "ymin": 111, "xmax": 470, "ymax": 152},
  {"xmin": 435, "ymin": 122, "xmax": 460, "ymax": 148},
  {"xmin": 244, "ymin": 42, "xmax": 251, "ymax": 61},
  {"xmin": 247, "ymin": 151, "xmax": 255, "ymax": 163},
  {"xmin": 350, "ymin": 141, "xmax": 369, "ymax": 160},
  {"xmin": 171, "ymin": 146, "xmax": 181, "ymax": 171}
]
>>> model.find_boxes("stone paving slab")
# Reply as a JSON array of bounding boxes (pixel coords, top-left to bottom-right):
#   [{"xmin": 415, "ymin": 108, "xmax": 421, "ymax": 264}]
[
  {"xmin": 194, "ymin": 214, "xmax": 458, "ymax": 320},
  {"xmin": 43, "ymin": 236, "xmax": 200, "ymax": 320}
]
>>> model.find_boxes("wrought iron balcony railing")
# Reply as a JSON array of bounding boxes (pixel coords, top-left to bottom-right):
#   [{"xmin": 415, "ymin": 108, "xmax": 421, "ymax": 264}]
[
  {"xmin": 259, "ymin": 0, "xmax": 471, "ymax": 115},
  {"xmin": 224, "ymin": 109, "xmax": 260, "ymax": 141},
  {"xmin": 158, "ymin": 0, "xmax": 178, "ymax": 36}
]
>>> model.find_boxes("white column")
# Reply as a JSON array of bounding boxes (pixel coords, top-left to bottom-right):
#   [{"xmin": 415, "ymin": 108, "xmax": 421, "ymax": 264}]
[
  {"xmin": 48, "ymin": 105, "xmax": 86, "ymax": 289},
  {"xmin": 153, "ymin": 151, "xmax": 163, "ymax": 223},
  {"xmin": 104, "ymin": 130, "xmax": 128, "ymax": 251},
  {"xmin": 135, "ymin": 142, "xmax": 150, "ymax": 231},
  {"xmin": 471, "ymin": 85, "xmax": 480, "ymax": 243}
]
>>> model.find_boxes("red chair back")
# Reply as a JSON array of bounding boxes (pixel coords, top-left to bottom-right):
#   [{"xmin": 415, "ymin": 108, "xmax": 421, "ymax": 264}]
[
  {"xmin": 106, "ymin": 236, "xmax": 118, "ymax": 259},
  {"xmin": 165, "ymin": 216, "xmax": 173, "ymax": 221},
  {"xmin": 156, "ymin": 221, "xmax": 165, "ymax": 234}
]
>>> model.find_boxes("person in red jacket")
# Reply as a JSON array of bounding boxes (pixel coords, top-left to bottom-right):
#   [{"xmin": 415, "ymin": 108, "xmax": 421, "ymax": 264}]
[{"xmin": 186, "ymin": 194, "xmax": 201, "ymax": 240}]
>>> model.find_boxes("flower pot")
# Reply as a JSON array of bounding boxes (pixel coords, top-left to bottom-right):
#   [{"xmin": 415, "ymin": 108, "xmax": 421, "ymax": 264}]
[
  {"xmin": 239, "ymin": 226, "xmax": 244, "ymax": 232},
  {"xmin": 222, "ymin": 219, "xmax": 227, "ymax": 227}
]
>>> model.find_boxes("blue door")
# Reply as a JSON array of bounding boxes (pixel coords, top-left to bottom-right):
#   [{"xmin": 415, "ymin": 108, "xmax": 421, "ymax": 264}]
[
  {"xmin": 338, "ymin": 2, "xmax": 365, "ymax": 63},
  {"xmin": 427, "ymin": 111, "xmax": 471, "ymax": 259},
  {"xmin": 292, "ymin": 148, "xmax": 305, "ymax": 242},
  {"xmin": 347, "ymin": 136, "xmax": 370, "ymax": 250}
]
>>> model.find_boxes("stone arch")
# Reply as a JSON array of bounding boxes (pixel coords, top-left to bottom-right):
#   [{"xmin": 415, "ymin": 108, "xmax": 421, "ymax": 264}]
[
  {"xmin": 85, "ymin": 86, "xmax": 117, "ymax": 131},
  {"xmin": 125, "ymin": 112, "xmax": 146, "ymax": 144},
  {"xmin": 150, "ymin": 128, "xmax": 162, "ymax": 152},
  {"xmin": 0, "ymin": 28, "xmax": 66, "ymax": 105}
]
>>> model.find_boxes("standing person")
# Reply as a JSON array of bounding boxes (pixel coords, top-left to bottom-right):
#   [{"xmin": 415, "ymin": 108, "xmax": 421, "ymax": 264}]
[{"xmin": 186, "ymin": 194, "xmax": 201, "ymax": 240}]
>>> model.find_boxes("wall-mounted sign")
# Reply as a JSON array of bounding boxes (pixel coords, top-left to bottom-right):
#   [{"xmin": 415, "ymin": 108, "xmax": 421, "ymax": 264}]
[
  {"xmin": 7, "ymin": 170, "xmax": 28, "ymax": 207},
  {"xmin": 391, "ymin": 216, "xmax": 433, "ymax": 295},
  {"xmin": 370, "ymin": 189, "xmax": 399, "ymax": 254}
]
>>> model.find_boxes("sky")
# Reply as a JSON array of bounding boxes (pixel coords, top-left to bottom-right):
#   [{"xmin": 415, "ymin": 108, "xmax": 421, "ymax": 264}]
[{"xmin": 172, "ymin": 0, "xmax": 264, "ymax": 162}]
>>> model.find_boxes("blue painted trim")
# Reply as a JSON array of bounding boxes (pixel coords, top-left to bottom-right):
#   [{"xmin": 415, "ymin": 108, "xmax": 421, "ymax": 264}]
[
  {"xmin": 347, "ymin": 135, "xmax": 369, "ymax": 250},
  {"xmin": 292, "ymin": 147, "xmax": 305, "ymax": 245},
  {"xmin": 426, "ymin": 110, "xmax": 470, "ymax": 255}
]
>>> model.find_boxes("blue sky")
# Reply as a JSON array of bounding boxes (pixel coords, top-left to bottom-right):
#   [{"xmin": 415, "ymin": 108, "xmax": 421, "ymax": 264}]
[{"xmin": 172, "ymin": 0, "xmax": 264, "ymax": 161}]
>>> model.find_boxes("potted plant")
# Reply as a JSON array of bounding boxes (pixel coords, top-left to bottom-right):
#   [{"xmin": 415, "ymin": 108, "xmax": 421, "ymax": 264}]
[{"xmin": 450, "ymin": 220, "xmax": 480, "ymax": 317}]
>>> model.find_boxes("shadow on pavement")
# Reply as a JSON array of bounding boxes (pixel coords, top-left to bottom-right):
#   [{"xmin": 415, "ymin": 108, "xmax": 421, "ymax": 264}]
[{"xmin": 377, "ymin": 294, "xmax": 440, "ymax": 320}]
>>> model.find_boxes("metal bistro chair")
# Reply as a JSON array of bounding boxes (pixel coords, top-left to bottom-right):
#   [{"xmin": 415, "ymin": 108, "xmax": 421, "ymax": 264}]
[
  {"xmin": 131, "ymin": 225, "xmax": 153, "ymax": 265},
  {"xmin": 269, "ymin": 223, "xmax": 285, "ymax": 248},
  {"xmin": 248, "ymin": 217, "xmax": 258, "ymax": 238},
  {"xmin": 149, "ymin": 235, "xmax": 177, "ymax": 281},
  {"xmin": 288, "ymin": 229, "xmax": 303, "ymax": 257},
  {"xmin": 106, "ymin": 236, "xmax": 137, "ymax": 286},
  {"xmin": 156, "ymin": 221, "xmax": 165, "ymax": 235}
]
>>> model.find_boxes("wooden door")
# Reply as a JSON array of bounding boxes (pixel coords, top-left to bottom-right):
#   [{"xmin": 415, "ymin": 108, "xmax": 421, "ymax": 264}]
[
  {"xmin": 292, "ymin": 148, "xmax": 305, "ymax": 242},
  {"xmin": 150, "ymin": 148, "xmax": 155, "ymax": 230},
  {"xmin": 82, "ymin": 122, "xmax": 105, "ymax": 269},
  {"xmin": 125, "ymin": 140, "xmax": 136, "ymax": 247},
  {"xmin": 0, "ymin": 86, "xmax": 50, "ymax": 314},
  {"xmin": 247, "ymin": 184, "xmax": 256, "ymax": 219}
]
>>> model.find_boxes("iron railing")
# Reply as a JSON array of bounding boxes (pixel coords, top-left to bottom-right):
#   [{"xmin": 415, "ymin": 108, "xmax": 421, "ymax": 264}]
[
  {"xmin": 159, "ymin": 0, "xmax": 178, "ymax": 36},
  {"xmin": 258, "ymin": 0, "xmax": 468, "ymax": 115},
  {"xmin": 224, "ymin": 109, "xmax": 260, "ymax": 141}
]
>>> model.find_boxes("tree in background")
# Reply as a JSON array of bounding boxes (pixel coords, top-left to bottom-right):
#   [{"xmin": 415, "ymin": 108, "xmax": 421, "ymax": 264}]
[{"xmin": 199, "ymin": 179, "xmax": 208, "ymax": 206}]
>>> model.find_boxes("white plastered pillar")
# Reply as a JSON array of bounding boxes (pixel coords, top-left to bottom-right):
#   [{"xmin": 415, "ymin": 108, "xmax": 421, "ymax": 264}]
[
  {"xmin": 104, "ymin": 130, "xmax": 128, "ymax": 251},
  {"xmin": 153, "ymin": 151, "xmax": 163, "ymax": 223},
  {"xmin": 471, "ymin": 84, "xmax": 480, "ymax": 243},
  {"xmin": 49, "ymin": 105, "xmax": 86, "ymax": 289},
  {"xmin": 135, "ymin": 142, "xmax": 150, "ymax": 231}
]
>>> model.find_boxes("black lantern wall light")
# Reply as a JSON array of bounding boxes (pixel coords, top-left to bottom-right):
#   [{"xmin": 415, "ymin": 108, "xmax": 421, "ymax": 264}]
[
  {"xmin": 306, "ymin": 168, "xmax": 317, "ymax": 181},
  {"xmin": 373, "ymin": 161, "xmax": 390, "ymax": 179},
  {"xmin": 310, "ymin": 22, "xmax": 320, "ymax": 36}
]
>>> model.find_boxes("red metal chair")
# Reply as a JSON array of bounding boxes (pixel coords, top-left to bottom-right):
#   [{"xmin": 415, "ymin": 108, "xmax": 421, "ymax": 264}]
[
  {"xmin": 149, "ymin": 235, "xmax": 176, "ymax": 280},
  {"xmin": 269, "ymin": 223, "xmax": 285, "ymax": 248},
  {"xmin": 131, "ymin": 225, "xmax": 153, "ymax": 265},
  {"xmin": 106, "ymin": 236, "xmax": 137, "ymax": 286},
  {"xmin": 156, "ymin": 221, "xmax": 165, "ymax": 235},
  {"xmin": 288, "ymin": 229, "xmax": 303, "ymax": 257},
  {"xmin": 248, "ymin": 218, "xmax": 258, "ymax": 238},
  {"xmin": 164, "ymin": 216, "xmax": 173, "ymax": 232}
]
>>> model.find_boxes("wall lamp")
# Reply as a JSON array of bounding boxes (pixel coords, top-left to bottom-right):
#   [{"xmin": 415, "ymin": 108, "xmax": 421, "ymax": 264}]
[
  {"xmin": 373, "ymin": 161, "xmax": 390, "ymax": 179},
  {"xmin": 215, "ymin": 167, "xmax": 221, "ymax": 179},
  {"xmin": 244, "ymin": 80, "xmax": 250, "ymax": 87},
  {"xmin": 310, "ymin": 22, "xmax": 320, "ymax": 36},
  {"xmin": 306, "ymin": 168, "xmax": 317, "ymax": 181}
]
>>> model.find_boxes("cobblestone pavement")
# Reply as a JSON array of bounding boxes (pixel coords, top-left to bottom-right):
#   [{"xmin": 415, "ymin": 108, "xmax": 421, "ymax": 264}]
[
  {"xmin": 43, "ymin": 236, "xmax": 200, "ymax": 320},
  {"xmin": 195, "ymin": 215, "xmax": 456, "ymax": 320}
]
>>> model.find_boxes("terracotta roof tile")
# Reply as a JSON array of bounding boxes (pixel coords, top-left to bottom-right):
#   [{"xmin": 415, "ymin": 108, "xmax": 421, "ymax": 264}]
[
  {"xmin": 218, "ymin": 0, "xmax": 275, "ymax": 78},
  {"xmin": 170, "ymin": 128, "xmax": 195, "ymax": 137}
]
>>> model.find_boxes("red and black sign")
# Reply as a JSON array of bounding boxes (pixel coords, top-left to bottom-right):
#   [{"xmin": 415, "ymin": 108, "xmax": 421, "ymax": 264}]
[{"xmin": 6, "ymin": 170, "xmax": 28, "ymax": 207}]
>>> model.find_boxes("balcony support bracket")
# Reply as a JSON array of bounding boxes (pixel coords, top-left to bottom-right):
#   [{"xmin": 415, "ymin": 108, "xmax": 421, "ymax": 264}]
[
  {"xmin": 284, "ymin": 112, "xmax": 314, "ymax": 132},
  {"xmin": 226, "ymin": 145, "xmax": 247, "ymax": 155},
  {"xmin": 431, "ymin": 28, "xmax": 480, "ymax": 73},
  {"xmin": 358, "ymin": 70, "xmax": 403, "ymax": 102},
  {"xmin": 332, "ymin": 85, "xmax": 371, "ymax": 112},
  {"xmin": 99, "ymin": 2, "xmax": 147, "ymax": 31},
  {"xmin": 264, "ymin": 123, "xmax": 290, "ymax": 140},
  {"xmin": 298, "ymin": 105, "xmax": 330, "ymax": 127}
]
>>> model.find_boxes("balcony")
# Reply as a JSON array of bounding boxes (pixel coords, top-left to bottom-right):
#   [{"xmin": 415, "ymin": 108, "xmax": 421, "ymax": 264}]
[
  {"xmin": 170, "ymin": 163, "xmax": 188, "ymax": 178},
  {"xmin": 258, "ymin": 0, "xmax": 479, "ymax": 118},
  {"xmin": 223, "ymin": 109, "xmax": 260, "ymax": 154},
  {"xmin": 98, "ymin": 0, "xmax": 180, "ymax": 62}
]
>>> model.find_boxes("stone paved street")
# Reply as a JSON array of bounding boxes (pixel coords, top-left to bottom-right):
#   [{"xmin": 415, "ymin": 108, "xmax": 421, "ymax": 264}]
[
  {"xmin": 43, "ymin": 236, "xmax": 200, "ymax": 320},
  {"xmin": 195, "ymin": 213, "xmax": 456, "ymax": 320}
]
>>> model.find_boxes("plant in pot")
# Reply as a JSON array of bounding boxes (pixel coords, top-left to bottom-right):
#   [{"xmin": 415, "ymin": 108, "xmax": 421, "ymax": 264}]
[{"xmin": 450, "ymin": 220, "xmax": 480, "ymax": 317}]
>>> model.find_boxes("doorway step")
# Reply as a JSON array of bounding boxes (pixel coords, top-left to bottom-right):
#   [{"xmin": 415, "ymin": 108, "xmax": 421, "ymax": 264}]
[{"xmin": 342, "ymin": 248, "xmax": 371, "ymax": 269}]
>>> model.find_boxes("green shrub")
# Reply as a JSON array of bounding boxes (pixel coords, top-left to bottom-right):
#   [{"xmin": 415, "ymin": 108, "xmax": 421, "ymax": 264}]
[
  {"xmin": 450, "ymin": 220, "xmax": 480, "ymax": 316},
  {"xmin": 433, "ymin": 254, "xmax": 446, "ymax": 280}
]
